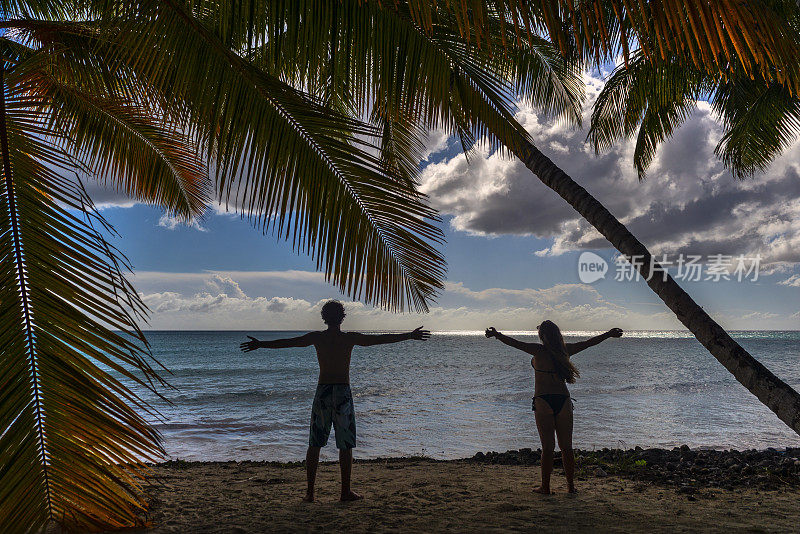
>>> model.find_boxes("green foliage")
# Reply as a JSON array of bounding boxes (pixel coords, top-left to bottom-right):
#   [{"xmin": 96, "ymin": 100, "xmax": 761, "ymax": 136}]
[
  {"xmin": 0, "ymin": 52, "xmax": 170, "ymax": 531},
  {"xmin": 712, "ymin": 77, "xmax": 800, "ymax": 178}
]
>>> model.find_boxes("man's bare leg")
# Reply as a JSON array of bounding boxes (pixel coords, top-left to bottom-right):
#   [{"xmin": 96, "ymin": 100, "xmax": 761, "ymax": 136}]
[
  {"xmin": 339, "ymin": 448, "xmax": 363, "ymax": 501},
  {"xmin": 304, "ymin": 446, "xmax": 321, "ymax": 502}
]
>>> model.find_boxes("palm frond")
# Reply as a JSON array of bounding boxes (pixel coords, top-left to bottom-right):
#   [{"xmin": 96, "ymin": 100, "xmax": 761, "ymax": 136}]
[
  {"xmin": 103, "ymin": 0, "xmax": 446, "ymax": 311},
  {"xmin": 712, "ymin": 76, "xmax": 800, "ymax": 178},
  {"xmin": 588, "ymin": 48, "xmax": 800, "ymax": 179},
  {"xmin": 0, "ymin": 59, "xmax": 166, "ymax": 532},
  {"xmin": 249, "ymin": 2, "xmax": 583, "ymax": 157},
  {"xmin": 371, "ymin": 109, "xmax": 428, "ymax": 186},
  {"xmin": 2, "ymin": 25, "xmax": 210, "ymax": 220},
  {"xmin": 587, "ymin": 52, "xmax": 711, "ymax": 178},
  {"xmin": 506, "ymin": 33, "xmax": 584, "ymax": 127},
  {"xmin": 525, "ymin": 0, "xmax": 800, "ymax": 95},
  {"xmin": 0, "ymin": 0, "xmax": 72, "ymax": 19}
]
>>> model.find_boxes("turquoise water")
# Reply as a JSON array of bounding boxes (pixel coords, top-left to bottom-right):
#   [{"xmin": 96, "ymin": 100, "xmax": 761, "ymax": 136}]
[{"xmin": 130, "ymin": 330, "xmax": 800, "ymax": 461}]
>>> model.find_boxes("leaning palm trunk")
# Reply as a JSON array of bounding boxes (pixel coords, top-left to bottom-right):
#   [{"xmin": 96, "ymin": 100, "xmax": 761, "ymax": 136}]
[{"xmin": 505, "ymin": 130, "xmax": 800, "ymax": 435}]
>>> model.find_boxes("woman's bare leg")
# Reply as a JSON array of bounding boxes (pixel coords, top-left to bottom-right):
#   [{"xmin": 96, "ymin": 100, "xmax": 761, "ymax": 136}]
[
  {"xmin": 554, "ymin": 401, "xmax": 576, "ymax": 493},
  {"xmin": 534, "ymin": 399, "xmax": 556, "ymax": 494}
]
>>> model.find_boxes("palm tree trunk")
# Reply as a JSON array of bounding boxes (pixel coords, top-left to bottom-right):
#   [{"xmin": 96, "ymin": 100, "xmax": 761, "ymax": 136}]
[{"xmin": 506, "ymin": 130, "xmax": 800, "ymax": 435}]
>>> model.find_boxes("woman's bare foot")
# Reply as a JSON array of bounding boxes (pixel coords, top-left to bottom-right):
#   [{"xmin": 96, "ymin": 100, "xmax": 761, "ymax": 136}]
[
  {"xmin": 302, "ymin": 492, "xmax": 314, "ymax": 503},
  {"xmin": 533, "ymin": 486, "xmax": 551, "ymax": 495},
  {"xmin": 340, "ymin": 490, "xmax": 364, "ymax": 502}
]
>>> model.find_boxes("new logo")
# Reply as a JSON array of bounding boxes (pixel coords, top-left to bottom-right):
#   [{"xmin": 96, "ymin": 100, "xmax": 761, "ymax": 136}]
[{"xmin": 577, "ymin": 252, "xmax": 608, "ymax": 284}]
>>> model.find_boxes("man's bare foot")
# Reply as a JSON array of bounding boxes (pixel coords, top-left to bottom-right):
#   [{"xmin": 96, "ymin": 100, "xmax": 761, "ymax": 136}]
[
  {"xmin": 302, "ymin": 493, "xmax": 314, "ymax": 503},
  {"xmin": 533, "ymin": 486, "xmax": 551, "ymax": 495},
  {"xmin": 340, "ymin": 491, "xmax": 364, "ymax": 502}
]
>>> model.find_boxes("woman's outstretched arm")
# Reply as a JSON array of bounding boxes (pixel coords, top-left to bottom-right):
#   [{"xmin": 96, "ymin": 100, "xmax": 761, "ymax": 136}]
[
  {"xmin": 485, "ymin": 327, "xmax": 537, "ymax": 354},
  {"xmin": 566, "ymin": 328, "xmax": 623, "ymax": 356}
]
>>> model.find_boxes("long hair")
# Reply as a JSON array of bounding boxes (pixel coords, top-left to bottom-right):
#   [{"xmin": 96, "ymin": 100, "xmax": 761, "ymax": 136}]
[{"xmin": 538, "ymin": 320, "xmax": 579, "ymax": 384}]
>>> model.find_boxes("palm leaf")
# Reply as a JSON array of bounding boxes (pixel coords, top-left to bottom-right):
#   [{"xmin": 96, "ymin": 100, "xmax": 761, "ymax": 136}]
[
  {"xmin": 1, "ymin": 56, "xmax": 166, "ymax": 531},
  {"xmin": 248, "ymin": 2, "xmax": 583, "ymax": 156},
  {"xmin": 587, "ymin": 52, "xmax": 712, "ymax": 178},
  {"xmin": 588, "ymin": 49, "xmax": 800, "ymax": 179},
  {"xmin": 521, "ymin": 0, "xmax": 800, "ymax": 95},
  {"xmin": 712, "ymin": 76, "xmax": 800, "ymax": 178},
  {"xmin": 2, "ymin": 23, "xmax": 210, "ymax": 220},
  {"xmin": 101, "ymin": 0, "xmax": 445, "ymax": 311},
  {"xmin": 587, "ymin": 53, "xmax": 714, "ymax": 180}
]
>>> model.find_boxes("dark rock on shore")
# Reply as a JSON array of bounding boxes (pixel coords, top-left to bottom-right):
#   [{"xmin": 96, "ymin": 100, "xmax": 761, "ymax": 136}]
[{"xmin": 467, "ymin": 446, "xmax": 800, "ymax": 491}]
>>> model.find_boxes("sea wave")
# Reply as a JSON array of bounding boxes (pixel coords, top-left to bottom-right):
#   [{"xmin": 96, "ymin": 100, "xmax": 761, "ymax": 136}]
[
  {"xmin": 169, "ymin": 388, "xmax": 308, "ymax": 404},
  {"xmin": 154, "ymin": 421, "xmax": 298, "ymax": 433}
]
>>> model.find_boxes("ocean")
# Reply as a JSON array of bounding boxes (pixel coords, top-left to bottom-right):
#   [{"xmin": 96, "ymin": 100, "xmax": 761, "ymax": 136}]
[{"xmin": 130, "ymin": 330, "xmax": 800, "ymax": 461}]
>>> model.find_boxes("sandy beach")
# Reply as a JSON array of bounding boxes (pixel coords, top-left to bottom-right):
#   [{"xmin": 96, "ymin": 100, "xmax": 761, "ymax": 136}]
[{"xmin": 136, "ymin": 448, "xmax": 800, "ymax": 533}]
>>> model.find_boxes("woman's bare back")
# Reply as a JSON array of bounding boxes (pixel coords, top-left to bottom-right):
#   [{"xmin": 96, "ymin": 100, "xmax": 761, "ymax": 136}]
[{"xmin": 530, "ymin": 345, "xmax": 570, "ymax": 396}]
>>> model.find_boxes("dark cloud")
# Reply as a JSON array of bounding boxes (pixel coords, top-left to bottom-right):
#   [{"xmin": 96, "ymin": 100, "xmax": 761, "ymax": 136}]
[{"xmin": 420, "ymin": 76, "xmax": 800, "ymax": 267}]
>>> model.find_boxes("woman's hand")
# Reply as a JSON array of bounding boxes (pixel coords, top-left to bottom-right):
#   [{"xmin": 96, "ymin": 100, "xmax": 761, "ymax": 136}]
[
  {"xmin": 485, "ymin": 327, "xmax": 499, "ymax": 338},
  {"xmin": 410, "ymin": 326, "xmax": 431, "ymax": 340},
  {"xmin": 607, "ymin": 328, "xmax": 623, "ymax": 338},
  {"xmin": 240, "ymin": 336, "xmax": 262, "ymax": 352}
]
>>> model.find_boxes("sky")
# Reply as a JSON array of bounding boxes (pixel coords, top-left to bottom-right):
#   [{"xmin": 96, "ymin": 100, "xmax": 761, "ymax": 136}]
[{"xmin": 87, "ymin": 73, "xmax": 800, "ymax": 332}]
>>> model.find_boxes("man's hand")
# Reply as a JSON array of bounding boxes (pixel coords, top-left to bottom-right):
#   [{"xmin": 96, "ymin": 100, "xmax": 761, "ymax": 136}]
[
  {"xmin": 410, "ymin": 326, "xmax": 431, "ymax": 340},
  {"xmin": 607, "ymin": 328, "xmax": 623, "ymax": 338},
  {"xmin": 485, "ymin": 327, "xmax": 499, "ymax": 338},
  {"xmin": 240, "ymin": 335, "xmax": 262, "ymax": 352}
]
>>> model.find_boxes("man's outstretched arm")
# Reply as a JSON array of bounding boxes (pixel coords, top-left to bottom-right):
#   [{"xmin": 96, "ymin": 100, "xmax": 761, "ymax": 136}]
[
  {"xmin": 351, "ymin": 326, "xmax": 431, "ymax": 346},
  {"xmin": 240, "ymin": 332, "xmax": 317, "ymax": 352},
  {"xmin": 566, "ymin": 328, "xmax": 623, "ymax": 356}
]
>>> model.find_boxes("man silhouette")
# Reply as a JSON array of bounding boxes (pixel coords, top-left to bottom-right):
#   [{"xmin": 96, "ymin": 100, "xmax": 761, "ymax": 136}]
[{"xmin": 240, "ymin": 300, "xmax": 430, "ymax": 502}]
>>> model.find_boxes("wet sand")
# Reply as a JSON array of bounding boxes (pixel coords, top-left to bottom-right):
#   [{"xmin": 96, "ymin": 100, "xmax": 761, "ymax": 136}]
[{"xmin": 137, "ymin": 458, "xmax": 800, "ymax": 533}]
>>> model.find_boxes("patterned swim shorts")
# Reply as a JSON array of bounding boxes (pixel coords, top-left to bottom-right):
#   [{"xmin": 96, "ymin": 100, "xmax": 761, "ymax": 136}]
[{"xmin": 309, "ymin": 383, "xmax": 356, "ymax": 449}]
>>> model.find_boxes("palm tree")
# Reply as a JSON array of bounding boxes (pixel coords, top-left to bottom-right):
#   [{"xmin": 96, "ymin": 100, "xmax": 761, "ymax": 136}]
[
  {"xmin": 490, "ymin": 6, "xmax": 800, "ymax": 435},
  {"xmin": 240, "ymin": 1, "xmax": 800, "ymax": 435},
  {"xmin": 1, "ymin": 4, "xmax": 445, "ymax": 532},
  {"xmin": 3, "ymin": 1, "xmax": 800, "ymax": 531},
  {"xmin": 421, "ymin": 2, "xmax": 800, "ymax": 435}
]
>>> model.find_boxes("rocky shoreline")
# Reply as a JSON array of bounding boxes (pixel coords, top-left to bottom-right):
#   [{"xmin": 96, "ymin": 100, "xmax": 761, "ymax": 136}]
[
  {"xmin": 468, "ymin": 446, "xmax": 800, "ymax": 492},
  {"xmin": 160, "ymin": 445, "xmax": 800, "ymax": 493}
]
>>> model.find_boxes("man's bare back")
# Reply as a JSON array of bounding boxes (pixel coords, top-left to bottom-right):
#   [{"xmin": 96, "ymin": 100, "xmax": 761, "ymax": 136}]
[{"xmin": 312, "ymin": 330, "xmax": 355, "ymax": 384}]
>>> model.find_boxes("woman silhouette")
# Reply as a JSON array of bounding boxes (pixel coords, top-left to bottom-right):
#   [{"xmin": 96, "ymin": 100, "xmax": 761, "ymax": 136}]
[{"xmin": 486, "ymin": 321, "xmax": 622, "ymax": 494}]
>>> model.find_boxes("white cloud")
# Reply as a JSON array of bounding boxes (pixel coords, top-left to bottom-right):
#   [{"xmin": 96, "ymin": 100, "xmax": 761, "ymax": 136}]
[
  {"xmin": 779, "ymin": 274, "xmax": 800, "ymax": 287},
  {"xmin": 126, "ymin": 271, "xmax": 798, "ymax": 331},
  {"xmin": 444, "ymin": 281, "xmax": 603, "ymax": 307},
  {"xmin": 422, "ymin": 128, "xmax": 451, "ymax": 160},
  {"xmin": 205, "ymin": 274, "xmax": 247, "ymax": 298},
  {"xmin": 158, "ymin": 214, "xmax": 208, "ymax": 232}
]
